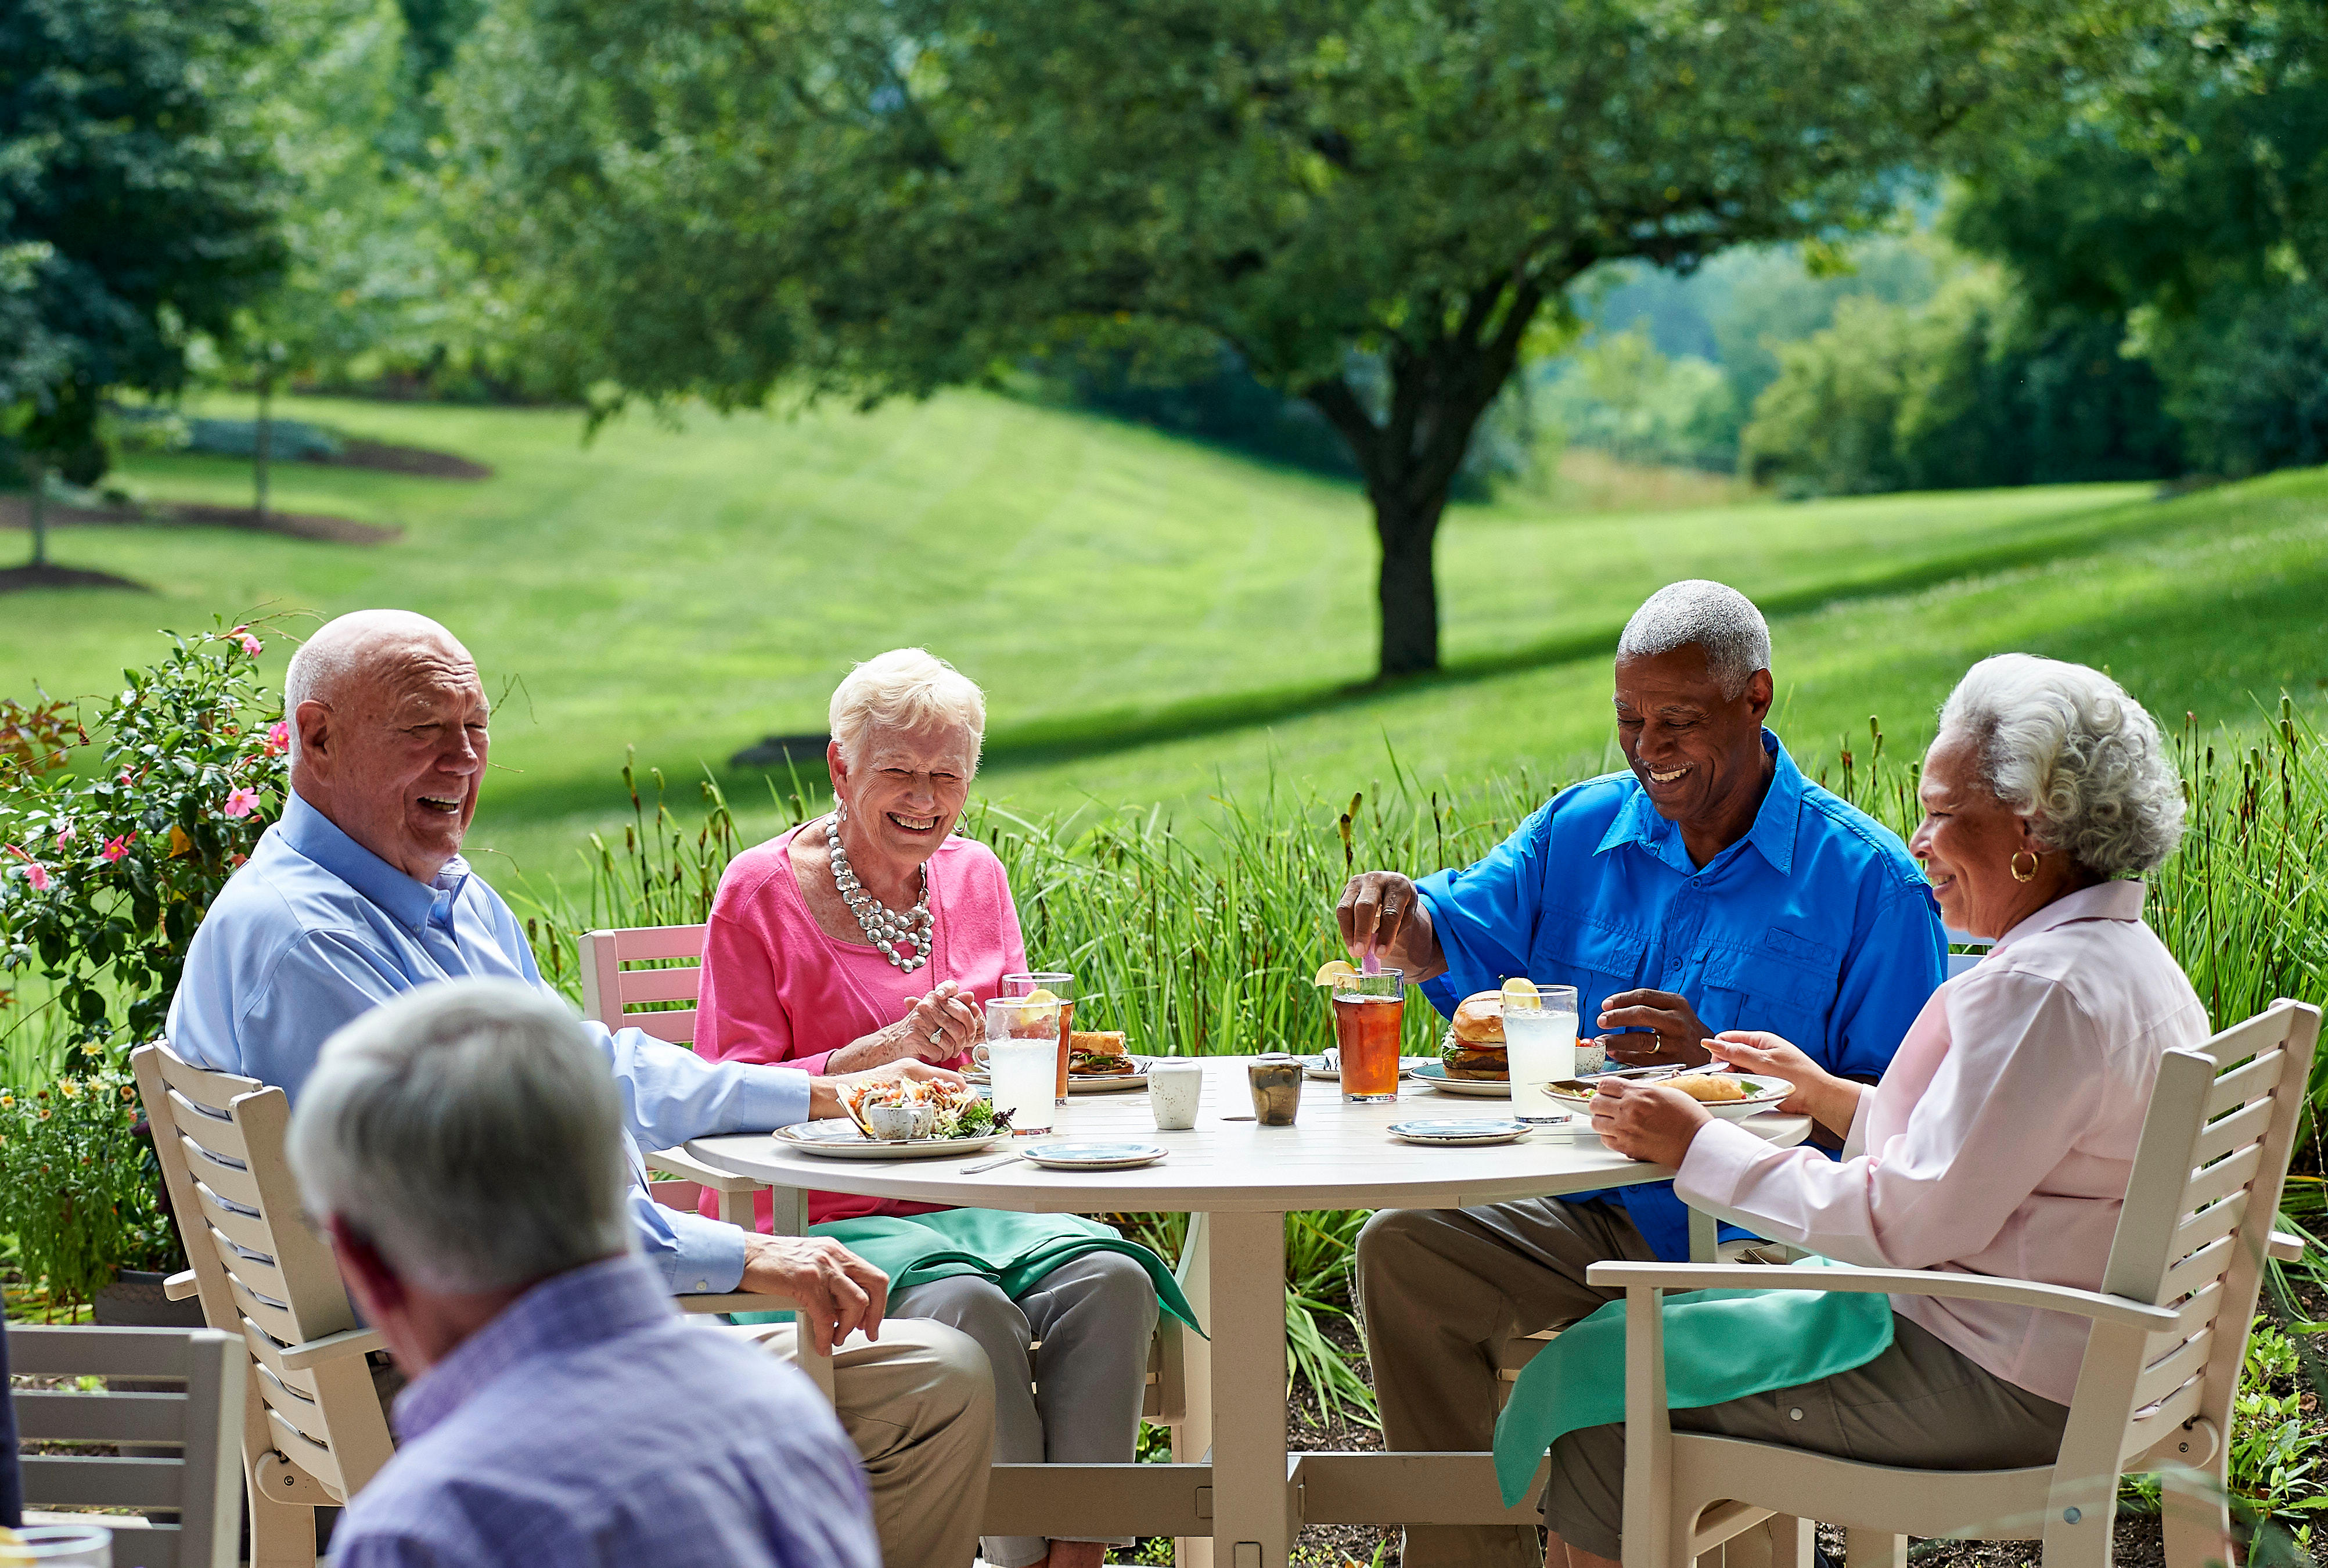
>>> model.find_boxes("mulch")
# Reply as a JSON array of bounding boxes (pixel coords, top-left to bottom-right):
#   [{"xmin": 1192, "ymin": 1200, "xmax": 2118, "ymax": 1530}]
[
  {"xmin": 0, "ymin": 561, "xmax": 149, "ymax": 593},
  {"xmin": 0, "ymin": 495, "xmax": 400, "ymax": 548},
  {"xmin": 318, "ymin": 440, "xmax": 492, "ymax": 480}
]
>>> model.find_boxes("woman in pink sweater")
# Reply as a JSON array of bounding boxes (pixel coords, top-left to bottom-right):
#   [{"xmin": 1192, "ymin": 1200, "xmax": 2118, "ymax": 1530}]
[{"xmin": 695, "ymin": 649, "xmax": 1159, "ymax": 1568}]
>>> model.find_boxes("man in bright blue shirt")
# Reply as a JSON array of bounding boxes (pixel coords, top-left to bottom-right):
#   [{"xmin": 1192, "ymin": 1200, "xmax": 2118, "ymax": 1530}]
[
  {"xmin": 166, "ymin": 610, "xmax": 993, "ymax": 1567},
  {"xmin": 1341, "ymin": 581, "xmax": 1943, "ymax": 1568}
]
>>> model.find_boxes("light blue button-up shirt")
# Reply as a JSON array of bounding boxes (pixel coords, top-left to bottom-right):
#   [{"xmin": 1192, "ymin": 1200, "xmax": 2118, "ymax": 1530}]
[
  {"xmin": 330, "ymin": 1254, "xmax": 879, "ymax": 1568},
  {"xmin": 165, "ymin": 793, "xmax": 811, "ymax": 1294},
  {"xmin": 1415, "ymin": 730, "xmax": 1945, "ymax": 1260}
]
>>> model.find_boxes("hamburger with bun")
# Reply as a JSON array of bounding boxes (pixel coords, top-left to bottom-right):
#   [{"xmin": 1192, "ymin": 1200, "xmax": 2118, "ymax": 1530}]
[{"xmin": 1441, "ymin": 990, "xmax": 1510, "ymax": 1080}]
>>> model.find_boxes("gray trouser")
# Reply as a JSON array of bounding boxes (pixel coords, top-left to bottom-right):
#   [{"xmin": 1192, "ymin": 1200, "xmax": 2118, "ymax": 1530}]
[
  {"xmin": 894, "ymin": 1250, "xmax": 1163, "ymax": 1568},
  {"xmin": 1356, "ymin": 1199, "xmax": 2068, "ymax": 1567}
]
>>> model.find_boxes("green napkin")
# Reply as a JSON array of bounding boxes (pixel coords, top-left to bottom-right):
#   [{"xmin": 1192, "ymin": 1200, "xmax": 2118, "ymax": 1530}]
[
  {"xmin": 732, "ymin": 1207, "xmax": 1204, "ymax": 1336},
  {"xmin": 1492, "ymin": 1256, "xmax": 1894, "ymax": 1506}
]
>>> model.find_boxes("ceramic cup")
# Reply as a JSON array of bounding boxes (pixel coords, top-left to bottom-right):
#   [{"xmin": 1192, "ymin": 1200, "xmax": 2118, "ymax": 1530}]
[
  {"xmin": 1574, "ymin": 1038, "xmax": 1608, "ymax": 1076},
  {"xmin": 1148, "ymin": 1059, "xmax": 1204, "ymax": 1131},
  {"xmin": 1246, "ymin": 1052, "xmax": 1303, "ymax": 1127},
  {"xmin": 865, "ymin": 1102, "xmax": 935, "ymax": 1141}
]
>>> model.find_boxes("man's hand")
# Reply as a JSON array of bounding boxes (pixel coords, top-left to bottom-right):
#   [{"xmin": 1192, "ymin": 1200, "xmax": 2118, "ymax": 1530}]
[
  {"xmin": 739, "ymin": 1233, "xmax": 890, "ymax": 1354},
  {"xmin": 1707, "ymin": 1030, "xmax": 1863, "ymax": 1138},
  {"xmin": 1588, "ymin": 1078, "xmax": 1712, "ymax": 1167},
  {"xmin": 1334, "ymin": 872, "xmax": 1445, "ymax": 980},
  {"xmin": 1596, "ymin": 988, "xmax": 1716, "ymax": 1067},
  {"xmin": 808, "ymin": 1059, "xmax": 967, "ymax": 1121}
]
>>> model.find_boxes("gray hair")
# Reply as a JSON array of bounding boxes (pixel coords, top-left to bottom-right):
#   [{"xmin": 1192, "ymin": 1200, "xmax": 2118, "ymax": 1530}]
[
  {"xmin": 829, "ymin": 648, "xmax": 986, "ymax": 772},
  {"xmin": 1617, "ymin": 581, "xmax": 1773, "ymax": 699},
  {"xmin": 286, "ymin": 980, "xmax": 632, "ymax": 1293},
  {"xmin": 283, "ymin": 610, "xmax": 470, "ymax": 767},
  {"xmin": 1937, "ymin": 654, "xmax": 2185, "ymax": 878}
]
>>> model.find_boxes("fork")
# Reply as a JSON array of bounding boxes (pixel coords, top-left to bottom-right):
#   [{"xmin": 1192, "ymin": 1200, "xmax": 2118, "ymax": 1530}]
[{"xmin": 957, "ymin": 1150, "xmax": 1028, "ymax": 1174}]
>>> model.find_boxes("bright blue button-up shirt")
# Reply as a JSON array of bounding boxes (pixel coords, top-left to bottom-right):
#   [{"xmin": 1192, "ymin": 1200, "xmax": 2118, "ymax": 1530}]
[
  {"xmin": 1414, "ymin": 730, "xmax": 1945, "ymax": 1260},
  {"xmin": 165, "ymin": 793, "xmax": 811, "ymax": 1294},
  {"xmin": 330, "ymin": 1254, "xmax": 879, "ymax": 1568}
]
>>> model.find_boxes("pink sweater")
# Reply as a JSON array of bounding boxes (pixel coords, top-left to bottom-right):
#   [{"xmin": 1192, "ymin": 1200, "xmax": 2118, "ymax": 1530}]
[{"xmin": 694, "ymin": 822, "xmax": 1028, "ymax": 1225}]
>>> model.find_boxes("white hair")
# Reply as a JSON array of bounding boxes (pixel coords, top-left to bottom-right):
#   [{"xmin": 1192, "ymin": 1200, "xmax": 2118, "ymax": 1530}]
[
  {"xmin": 1617, "ymin": 580, "xmax": 1773, "ymax": 699},
  {"xmin": 283, "ymin": 610, "xmax": 467, "ymax": 767},
  {"xmin": 1937, "ymin": 654, "xmax": 2185, "ymax": 877},
  {"xmin": 286, "ymin": 980, "xmax": 632, "ymax": 1293},
  {"xmin": 829, "ymin": 648, "xmax": 987, "ymax": 772}
]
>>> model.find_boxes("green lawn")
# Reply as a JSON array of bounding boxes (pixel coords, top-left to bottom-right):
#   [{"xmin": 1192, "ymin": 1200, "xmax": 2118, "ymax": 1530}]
[{"xmin": 9, "ymin": 390, "xmax": 2323, "ymax": 885}]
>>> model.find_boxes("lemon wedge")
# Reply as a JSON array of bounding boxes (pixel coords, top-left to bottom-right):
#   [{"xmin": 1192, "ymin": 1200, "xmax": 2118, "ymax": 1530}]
[
  {"xmin": 1501, "ymin": 977, "xmax": 1540, "ymax": 1010},
  {"xmin": 1313, "ymin": 960, "xmax": 1360, "ymax": 988},
  {"xmin": 1015, "ymin": 987, "xmax": 1060, "ymax": 1028},
  {"xmin": 1020, "ymin": 988, "xmax": 1059, "ymax": 1009}
]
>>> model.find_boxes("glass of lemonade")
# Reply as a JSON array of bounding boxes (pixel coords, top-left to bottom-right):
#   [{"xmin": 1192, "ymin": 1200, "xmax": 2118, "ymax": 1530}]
[
  {"xmin": 1503, "ymin": 981, "xmax": 1580, "ymax": 1122},
  {"xmin": 981, "ymin": 996, "xmax": 1060, "ymax": 1135},
  {"xmin": 1332, "ymin": 969, "xmax": 1405, "ymax": 1102},
  {"xmin": 1003, "ymin": 972, "xmax": 1077, "ymax": 1104}
]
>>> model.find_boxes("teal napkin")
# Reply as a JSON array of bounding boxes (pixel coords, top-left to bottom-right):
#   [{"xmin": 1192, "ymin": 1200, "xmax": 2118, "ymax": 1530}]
[{"xmin": 1492, "ymin": 1256, "xmax": 1894, "ymax": 1505}]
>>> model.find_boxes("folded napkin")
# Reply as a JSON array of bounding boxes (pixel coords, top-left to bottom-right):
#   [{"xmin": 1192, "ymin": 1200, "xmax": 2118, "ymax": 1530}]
[
  {"xmin": 731, "ymin": 1207, "xmax": 1204, "ymax": 1335},
  {"xmin": 1491, "ymin": 1256, "xmax": 1893, "ymax": 1505}
]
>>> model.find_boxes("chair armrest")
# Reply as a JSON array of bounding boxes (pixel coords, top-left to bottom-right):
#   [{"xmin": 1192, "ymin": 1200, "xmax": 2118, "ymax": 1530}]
[
  {"xmin": 278, "ymin": 1325, "xmax": 386, "ymax": 1372},
  {"xmin": 649, "ymin": 1146, "xmax": 766, "ymax": 1195},
  {"xmin": 1584, "ymin": 1260, "xmax": 2180, "ymax": 1332},
  {"xmin": 2270, "ymin": 1230, "xmax": 2306, "ymax": 1264},
  {"xmin": 164, "ymin": 1268, "xmax": 200, "ymax": 1302},
  {"xmin": 675, "ymin": 1292, "xmax": 788, "ymax": 1314}
]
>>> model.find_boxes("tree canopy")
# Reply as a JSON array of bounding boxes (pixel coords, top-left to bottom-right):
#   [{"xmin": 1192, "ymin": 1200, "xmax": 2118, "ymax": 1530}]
[{"xmin": 455, "ymin": 0, "xmax": 2115, "ymax": 676}]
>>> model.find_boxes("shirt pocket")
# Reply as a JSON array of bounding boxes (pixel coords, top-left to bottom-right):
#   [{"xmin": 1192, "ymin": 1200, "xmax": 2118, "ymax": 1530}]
[
  {"xmin": 1540, "ymin": 918, "xmax": 1649, "ymax": 997},
  {"xmin": 1700, "ymin": 929, "xmax": 1843, "ymax": 1045}
]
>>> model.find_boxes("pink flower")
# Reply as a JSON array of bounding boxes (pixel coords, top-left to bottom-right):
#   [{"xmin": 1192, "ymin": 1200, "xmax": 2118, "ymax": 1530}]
[
  {"xmin": 265, "ymin": 720, "xmax": 290, "ymax": 755},
  {"xmin": 100, "ymin": 835, "xmax": 132, "ymax": 864},
  {"xmin": 22, "ymin": 863, "xmax": 49, "ymax": 893},
  {"xmin": 53, "ymin": 821, "xmax": 73, "ymax": 847},
  {"xmin": 239, "ymin": 634, "xmax": 263, "ymax": 657},
  {"xmin": 223, "ymin": 787, "xmax": 261, "ymax": 819}
]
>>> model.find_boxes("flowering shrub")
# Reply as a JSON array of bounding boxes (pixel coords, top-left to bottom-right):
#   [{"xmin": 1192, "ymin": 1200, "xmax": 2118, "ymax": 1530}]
[
  {"xmin": 0, "ymin": 1074, "xmax": 182, "ymax": 1314},
  {"xmin": 0, "ymin": 619, "xmax": 288, "ymax": 1069}
]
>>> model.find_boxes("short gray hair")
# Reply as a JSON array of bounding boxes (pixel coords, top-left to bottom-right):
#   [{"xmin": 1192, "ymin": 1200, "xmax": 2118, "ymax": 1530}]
[
  {"xmin": 286, "ymin": 980, "xmax": 632, "ymax": 1293},
  {"xmin": 1937, "ymin": 654, "xmax": 2186, "ymax": 878},
  {"xmin": 829, "ymin": 648, "xmax": 986, "ymax": 772},
  {"xmin": 1617, "ymin": 581, "xmax": 1773, "ymax": 699}
]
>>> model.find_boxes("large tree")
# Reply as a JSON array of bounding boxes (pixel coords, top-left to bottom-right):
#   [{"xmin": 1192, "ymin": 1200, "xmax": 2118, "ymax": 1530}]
[
  {"xmin": 456, "ymin": 0, "xmax": 2106, "ymax": 677},
  {"xmin": 0, "ymin": 0, "xmax": 282, "ymax": 567}
]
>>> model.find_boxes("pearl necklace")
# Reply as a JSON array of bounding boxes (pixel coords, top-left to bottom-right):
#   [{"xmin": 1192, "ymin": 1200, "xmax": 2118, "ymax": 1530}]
[{"xmin": 826, "ymin": 812, "xmax": 934, "ymax": 972}]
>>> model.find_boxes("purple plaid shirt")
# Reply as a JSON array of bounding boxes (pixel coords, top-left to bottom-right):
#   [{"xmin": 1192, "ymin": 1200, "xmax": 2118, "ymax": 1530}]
[{"xmin": 328, "ymin": 1256, "xmax": 878, "ymax": 1568}]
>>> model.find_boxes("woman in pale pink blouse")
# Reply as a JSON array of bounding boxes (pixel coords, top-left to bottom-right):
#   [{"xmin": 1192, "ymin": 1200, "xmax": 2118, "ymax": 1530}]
[
  {"xmin": 1560, "ymin": 654, "xmax": 2205, "ymax": 1568},
  {"xmin": 696, "ymin": 649, "xmax": 1158, "ymax": 1568}
]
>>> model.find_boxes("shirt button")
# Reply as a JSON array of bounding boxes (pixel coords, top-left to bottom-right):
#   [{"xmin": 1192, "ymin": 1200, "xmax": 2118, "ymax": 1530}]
[
  {"xmin": 695, "ymin": 1279, "xmax": 710, "ymax": 1291},
  {"xmin": 1789, "ymin": 1408, "xmax": 1804, "ymax": 1421}
]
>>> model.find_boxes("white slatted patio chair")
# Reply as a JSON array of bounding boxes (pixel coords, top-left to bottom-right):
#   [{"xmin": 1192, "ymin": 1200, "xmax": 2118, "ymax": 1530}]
[
  {"xmin": 134, "ymin": 1041, "xmax": 828, "ymax": 1568},
  {"xmin": 580, "ymin": 923, "xmax": 1190, "ymax": 1428},
  {"xmin": 9, "ymin": 1324, "xmax": 245, "ymax": 1568},
  {"xmin": 1588, "ymin": 995, "xmax": 2323, "ymax": 1568}
]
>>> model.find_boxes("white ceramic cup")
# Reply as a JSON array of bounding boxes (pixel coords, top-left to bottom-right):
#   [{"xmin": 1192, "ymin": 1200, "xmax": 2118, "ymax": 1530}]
[{"xmin": 1148, "ymin": 1059, "xmax": 1204, "ymax": 1131}]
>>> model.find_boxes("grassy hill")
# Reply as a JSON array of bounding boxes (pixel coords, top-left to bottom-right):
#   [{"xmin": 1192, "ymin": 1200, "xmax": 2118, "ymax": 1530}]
[{"xmin": 6, "ymin": 390, "xmax": 2325, "ymax": 883}]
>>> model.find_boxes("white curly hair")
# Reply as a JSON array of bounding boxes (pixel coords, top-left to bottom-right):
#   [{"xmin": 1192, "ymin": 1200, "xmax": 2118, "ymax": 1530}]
[
  {"xmin": 1937, "ymin": 654, "xmax": 2185, "ymax": 877},
  {"xmin": 829, "ymin": 648, "xmax": 987, "ymax": 773},
  {"xmin": 1617, "ymin": 581, "xmax": 1772, "ymax": 700}
]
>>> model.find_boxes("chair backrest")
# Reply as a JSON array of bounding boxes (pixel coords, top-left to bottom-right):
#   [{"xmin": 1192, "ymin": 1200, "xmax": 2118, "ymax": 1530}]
[
  {"xmin": 9, "ymin": 1324, "xmax": 246, "ymax": 1568},
  {"xmin": 1944, "ymin": 926, "xmax": 1996, "ymax": 981},
  {"xmin": 2075, "ymin": 998, "xmax": 2322, "ymax": 1472},
  {"xmin": 580, "ymin": 924, "xmax": 707, "ymax": 1045},
  {"xmin": 131, "ymin": 1044, "xmax": 395, "ymax": 1505}
]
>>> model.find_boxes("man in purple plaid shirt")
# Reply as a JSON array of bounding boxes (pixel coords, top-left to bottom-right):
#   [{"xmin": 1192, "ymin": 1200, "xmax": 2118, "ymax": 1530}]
[{"xmin": 286, "ymin": 979, "xmax": 880, "ymax": 1568}]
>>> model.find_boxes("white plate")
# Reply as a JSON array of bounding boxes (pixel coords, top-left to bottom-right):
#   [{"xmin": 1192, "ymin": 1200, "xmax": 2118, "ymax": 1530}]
[
  {"xmin": 966, "ymin": 1058, "xmax": 1152, "ymax": 1094},
  {"xmin": 1020, "ymin": 1140, "xmax": 1168, "ymax": 1171},
  {"xmin": 774, "ymin": 1119, "xmax": 1007, "ymax": 1160},
  {"xmin": 1543, "ymin": 1073, "xmax": 1793, "ymax": 1120},
  {"xmin": 1387, "ymin": 1118, "xmax": 1531, "ymax": 1147},
  {"xmin": 1301, "ymin": 1055, "xmax": 1435, "ymax": 1082},
  {"xmin": 1409, "ymin": 1060, "xmax": 1512, "ymax": 1098}
]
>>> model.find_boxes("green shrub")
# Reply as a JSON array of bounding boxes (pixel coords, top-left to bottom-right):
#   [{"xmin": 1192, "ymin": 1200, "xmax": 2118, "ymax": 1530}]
[{"xmin": 0, "ymin": 1071, "xmax": 182, "ymax": 1314}]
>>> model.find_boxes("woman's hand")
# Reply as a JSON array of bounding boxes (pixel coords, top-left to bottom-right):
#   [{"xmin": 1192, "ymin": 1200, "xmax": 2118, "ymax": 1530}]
[
  {"xmin": 1588, "ymin": 1078, "xmax": 1711, "ymax": 1167},
  {"xmin": 899, "ymin": 981, "xmax": 980, "ymax": 1063},
  {"xmin": 1705, "ymin": 1031, "xmax": 1863, "ymax": 1139}
]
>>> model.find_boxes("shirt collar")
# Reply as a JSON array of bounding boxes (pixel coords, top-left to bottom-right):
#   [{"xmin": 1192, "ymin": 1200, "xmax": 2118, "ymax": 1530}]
[
  {"xmin": 1987, "ymin": 879, "xmax": 2148, "ymax": 959},
  {"xmin": 393, "ymin": 1254, "xmax": 669, "ymax": 1443},
  {"xmin": 1594, "ymin": 729, "xmax": 1805, "ymax": 877},
  {"xmin": 278, "ymin": 792, "xmax": 472, "ymax": 935}
]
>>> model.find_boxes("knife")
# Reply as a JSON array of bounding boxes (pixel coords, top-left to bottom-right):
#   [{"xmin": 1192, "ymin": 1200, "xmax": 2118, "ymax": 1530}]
[{"xmin": 958, "ymin": 1150, "xmax": 1028, "ymax": 1174}]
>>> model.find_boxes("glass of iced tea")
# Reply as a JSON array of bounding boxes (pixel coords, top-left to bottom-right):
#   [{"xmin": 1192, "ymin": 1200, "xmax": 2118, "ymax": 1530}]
[
  {"xmin": 1003, "ymin": 972, "xmax": 1077, "ymax": 1103},
  {"xmin": 1332, "ymin": 969, "xmax": 1404, "ymax": 1102}
]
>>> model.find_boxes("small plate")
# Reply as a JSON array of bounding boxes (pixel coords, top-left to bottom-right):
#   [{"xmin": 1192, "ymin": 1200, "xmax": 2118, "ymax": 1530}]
[
  {"xmin": 1543, "ymin": 1073, "xmax": 1792, "ymax": 1120},
  {"xmin": 1410, "ymin": 1060, "xmax": 1511, "ymax": 1098},
  {"xmin": 1301, "ymin": 1054, "xmax": 1434, "ymax": 1083},
  {"xmin": 1020, "ymin": 1140, "xmax": 1168, "ymax": 1171},
  {"xmin": 775, "ymin": 1119, "xmax": 1006, "ymax": 1160},
  {"xmin": 1387, "ymin": 1118, "xmax": 1531, "ymax": 1147}
]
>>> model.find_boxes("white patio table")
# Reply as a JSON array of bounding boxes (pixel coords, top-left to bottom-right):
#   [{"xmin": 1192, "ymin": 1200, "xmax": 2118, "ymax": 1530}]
[{"xmin": 688, "ymin": 1057, "xmax": 1810, "ymax": 1568}]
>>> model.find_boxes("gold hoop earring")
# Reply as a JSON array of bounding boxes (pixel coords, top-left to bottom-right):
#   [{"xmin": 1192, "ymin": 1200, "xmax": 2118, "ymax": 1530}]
[{"xmin": 2010, "ymin": 850, "xmax": 2039, "ymax": 884}]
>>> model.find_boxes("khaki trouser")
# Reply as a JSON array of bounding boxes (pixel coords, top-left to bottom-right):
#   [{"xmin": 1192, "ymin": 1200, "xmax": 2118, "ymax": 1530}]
[
  {"xmin": 1356, "ymin": 1200, "xmax": 2069, "ymax": 1567},
  {"xmin": 729, "ymin": 1316, "xmax": 996, "ymax": 1568}
]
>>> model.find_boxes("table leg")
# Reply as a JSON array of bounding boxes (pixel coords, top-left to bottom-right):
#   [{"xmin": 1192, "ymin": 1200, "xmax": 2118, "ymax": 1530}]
[
  {"xmin": 1207, "ymin": 1209, "xmax": 1294, "ymax": 1568},
  {"xmin": 766, "ymin": 1184, "xmax": 809, "ymax": 1238},
  {"xmin": 1174, "ymin": 1213, "xmax": 1215, "ymax": 1568}
]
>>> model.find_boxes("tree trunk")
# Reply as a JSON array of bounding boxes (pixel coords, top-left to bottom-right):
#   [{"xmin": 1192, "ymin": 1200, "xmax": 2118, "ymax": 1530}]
[
  {"xmin": 27, "ymin": 457, "xmax": 46, "ymax": 568},
  {"xmin": 1371, "ymin": 485, "xmax": 1447, "ymax": 679},
  {"xmin": 254, "ymin": 372, "xmax": 272, "ymax": 524}
]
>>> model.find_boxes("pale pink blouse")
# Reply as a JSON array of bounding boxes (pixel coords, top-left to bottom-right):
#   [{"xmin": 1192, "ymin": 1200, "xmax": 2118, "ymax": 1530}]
[
  {"xmin": 693, "ymin": 822, "xmax": 1028, "ymax": 1226},
  {"xmin": 1676, "ymin": 880, "xmax": 2209, "ymax": 1405}
]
